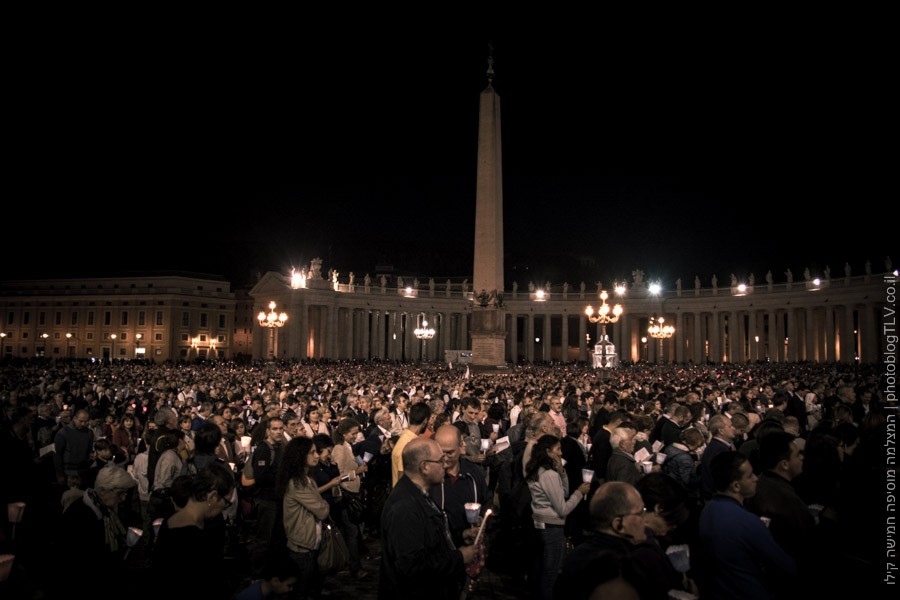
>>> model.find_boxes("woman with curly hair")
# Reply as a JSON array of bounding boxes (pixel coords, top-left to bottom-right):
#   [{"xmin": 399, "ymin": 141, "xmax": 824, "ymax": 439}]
[{"xmin": 278, "ymin": 436, "xmax": 330, "ymax": 599}]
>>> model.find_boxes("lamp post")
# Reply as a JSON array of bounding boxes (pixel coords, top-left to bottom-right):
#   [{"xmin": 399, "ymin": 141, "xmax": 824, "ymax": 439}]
[
  {"xmin": 66, "ymin": 333, "xmax": 73, "ymax": 358},
  {"xmin": 110, "ymin": 334, "xmax": 117, "ymax": 362},
  {"xmin": 647, "ymin": 317, "xmax": 675, "ymax": 363},
  {"xmin": 210, "ymin": 339, "xmax": 217, "ymax": 359},
  {"xmin": 0, "ymin": 332, "xmax": 6, "ymax": 360},
  {"xmin": 414, "ymin": 317, "xmax": 435, "ymax": 361},
  {"xmin": 584, "ymin": 290, "xmax": 623, "ymax": 368},
  {"xmin": 40, "ymin": 333, "xmax": 49, "ymax": 357},
  {"xmin": 135, "ymin": 333, "xmax": 143, "ymax": 359},
  {"xmin": 647, "ymin": 282, "xmax": 676, "ymax": 364},
  {"xmin": 257, "ymin": 301, "xmax": 288, "ymax": 360}
]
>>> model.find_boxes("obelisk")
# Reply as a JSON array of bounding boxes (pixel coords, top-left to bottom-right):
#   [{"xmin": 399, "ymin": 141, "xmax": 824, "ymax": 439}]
[{"xmin": 470, "ymin": 51, "xmax": 507, "ymax": 367}]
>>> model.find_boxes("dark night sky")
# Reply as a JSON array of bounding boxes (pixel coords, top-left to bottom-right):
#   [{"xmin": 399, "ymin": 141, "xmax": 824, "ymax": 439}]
[{"xmin": 5, "ymin": 24, "xmax": 892, "ymax": 289}]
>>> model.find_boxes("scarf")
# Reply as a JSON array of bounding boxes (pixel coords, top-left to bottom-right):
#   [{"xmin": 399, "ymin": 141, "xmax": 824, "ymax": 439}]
[{"xmin": 84, "ymin": 489, "xmax": 126, "ymax": 553}]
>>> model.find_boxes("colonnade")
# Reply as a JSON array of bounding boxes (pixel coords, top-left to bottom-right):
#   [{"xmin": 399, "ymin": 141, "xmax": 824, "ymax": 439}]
[{"xmin": 251, "ymin": 274, "xmax": 887, "ymax": 364}]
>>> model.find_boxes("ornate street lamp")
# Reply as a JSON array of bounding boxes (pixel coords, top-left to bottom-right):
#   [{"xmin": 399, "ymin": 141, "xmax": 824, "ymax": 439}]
[
  {"xmin": 414, "ymin": 317, "xmax": 435, "ymax": 361},
  {"xmin": 66, "ymin": 332, "xmax": 73, "ymax": 358},
  {"xmin": 647, "ymin": 316, "xmax": 675, "ymax": 363},
  {"xmin": 40, "ymin": 332, "xmax": 50, "ymax": 357},
  {"xmin": 0, "ymin": 332, "xmax": 7, "ymax": 359},
  {"xmin": 257, "ymin": 301, "xmax": 288, "ymax": 360},
  {"xmin": 110, "ymin": 333, "xmax": 117, "ymax": 362},
  {"xmin": 584, "ymin": 290, "xmax": 623, "ymax": 368}
]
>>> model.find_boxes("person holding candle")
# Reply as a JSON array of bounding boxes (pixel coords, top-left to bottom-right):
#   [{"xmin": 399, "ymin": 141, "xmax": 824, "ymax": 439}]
[
  {"xmin": 56, "ymin": 465, "xmax": 137, "ymax": 591},
  {"xmin": 526, "ymin": 434, "xmax": 591, "ymax": 600}
]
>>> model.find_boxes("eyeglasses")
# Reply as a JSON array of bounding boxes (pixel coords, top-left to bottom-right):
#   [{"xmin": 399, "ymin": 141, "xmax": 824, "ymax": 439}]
[
  {"xmin": 616, "ymin": 507, "xmax": 647, "ymax": 520},
  {"xmin": 420, "ymin": 457, "xmax": 448, "ymax": 468},
  {"xmin": 222, "ymin": 495, "xmax": 234, "ymax": 509}
]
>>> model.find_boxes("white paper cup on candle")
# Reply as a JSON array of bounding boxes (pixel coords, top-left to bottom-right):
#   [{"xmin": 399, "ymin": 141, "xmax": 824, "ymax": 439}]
[
  {"xmin": 153, "ymin": 518, "xmax": 164, "ymax": 537},
  {"xmin": 581, "ymin": 468, "xmax": 595, "ymax": 484},
  {"xmin": 363, "ymin": 451, "xmax": 374, "ymax": 464},
  {"xmin": 228, "ymin": 462, "xmax": 236, "ymax": 472},
  {"xmin": 641, "ymin": 461, "xmax": 654, "ymax": 474},
  {"xmin": 241, "ymin": 436, "xmax": 252, "ymax": 450},
  {"xmin": 561, "ymin": 458, "xmax": 567, "ymax": 467},
  {"xmin": 126, "ymin": 527, "xmax": 143, "ymax": 547},
  {"xmin": 760, "ymin": 516, "xmax": 771, "ymax": 528},
  {"xmin": 0, "ymin": 555, "xmax": 14, "ymax": 583},
  {"xmin": 481, "ymin": 439, "xmax": 491, "ymax": 453},
  {"xmin": 492, "ymin": 423, "xmax": 500, "ymax": 433},
  {"xmin": 464, "ymin": 502, "xmax": 481, "ymax": 524},
  {"xmin": 7, "ymin": 502, "xmax": 25, "ymax": 524}
]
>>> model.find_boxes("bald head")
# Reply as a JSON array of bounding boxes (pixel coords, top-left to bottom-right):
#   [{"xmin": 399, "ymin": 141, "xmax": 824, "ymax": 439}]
[
  {"xmin": 435, "ymin": 424, "xmax": 463, "ymax": 469},
  {"xmin": 402, "ymin": 437, "xmax": 446, "ymax": 488}
]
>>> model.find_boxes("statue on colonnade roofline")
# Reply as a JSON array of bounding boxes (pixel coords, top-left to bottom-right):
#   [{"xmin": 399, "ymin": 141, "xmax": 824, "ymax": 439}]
[
  {"xmin": 823, "ymin": 266, "xmax": 830, "ymax": 281},
  {"xmin": 309, "ymin": 257, "xmax": 323, "ymax": 280},
  {"xmin": 676, "ymin": 278, "xmax": 682, "ymax": 294},
  {"xmin": 349, "ymin": 272, "xmax": 355, "ymax": 287},
  {"xmin": 380, "ymin": 275, "xmax": 387, "ymax": 289},
  {"xmin": 865, "ymin": 260, "xmax": 871, "ymax": 275},
  {"xmin": 429, "ymin": 278, "xmax": 435, "ymax": 295},
  {"xmin": 364, "ymin": 273, "xmax": 371, "ymax": 288},
  {"xmin": 749, "ymin": 273, "xmax": 755, "ymax": 286},
  {"xmin": 562, "ymin": 282, "xmax": 569, "ymax": 298},
  {"xmin": 887, "ymin": 256, "xmax": 893, "ymax": 272},
  {"xmin": 580, "ymin": 281, "xmax": 586, "ymax": 295},
  {"xmin": 785, "ymin": 269, "xmax": 793, "ymax": 283},
  {"xmin": 596, "ymin": 281, "xmax": 603, "ymax": 294},
  {"xmin": 765, "ymin": 271, "xmax": 773, "ymax": 284},
  {"xmin": 528, "ymin": 282, "xmax": 535, "ymax": 292},
  {"xmin": 397, "ymin": 276, "xmax": 404, "ymax": 289},
  {"xmin": 711, "ymin": 274, "xmax": 718, "ymax": 290},
  {"xmin": 461, "ymin": 279, "xmax": 468, "ymax": 294},
  {"xmin": 803, "ymin": 268, "xmax": 811, "ymax": 282},
  {"xmin": 446, "ymin": 280, "xmax": 452, "ymax": 297},
  {"xmin": 512, "ymin": 281, "xmax": 518, "ymax": 294},
  {"xmin": 844, "ymin": 263, "xmax": 851, "ymax": 278},
  {"xmin": 632, "ymin": 270, "xmax": 644, "ymax": 286},
  {"xmin": 694, "ymin": 276, "xmax": 701, "ymax": 290},
  {"xmin": 730, "ymin": 274, "xmax": 737, "ymax": 287},
  {"xmin": 413, "ymin": 278, "xmax": 419, "ymax": 290}
]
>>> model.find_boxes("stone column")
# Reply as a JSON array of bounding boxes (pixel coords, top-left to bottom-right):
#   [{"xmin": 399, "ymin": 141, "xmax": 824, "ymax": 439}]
[
  {"xmin": 768, "ymin": 310, "xmax": 779, "ymax": 363},
  {"xmin": 675, "ymin": 311, "xmax": 685, "ymax": 363},
  {"xmin": 525, "ymin": 314, "xmax": 535, "ymax": 362},
  {"xmin": 459, "ymin": 312, "xmax": 468, "ymax": 351},
  {"xmin": 298, "ymin": 303, "xmax": 309, "ymax": 360},
  {"xmin": 747, "ymin": 310, "xmax": 758, "ymax": 362},
  {"xmin": 786, "ymin": 309, "xmax": 797, "ymax": 361},
  {"xmin": 805, "ymin": 308, "xmax": 816, "ymax": 362},
  {"xmin": 508, "ymin": 313, "xmax": 518, "ymax": 363},
  {"xmin": 824, "ymin": 306, "xmax": 835, "ymax": 362},
  {"xmin": 862, "ymin": 303, "xmax": 878, "ymax": 363},
  {"xmin": 543, "ymin": 315, "xmax": 552, "ymax": 362},
  {"xmin": 561, "ymin": 314, "xmax": 569, "ymax": 362},
  {"xmin": 326, "ymin": 305, "xmax": 336, "ymax": 360},
  {"xmin": 693, "ymin": 313, "xmax": 703, "ymax": 363},
  {"xmin": 578, "ymin": 315, "xmax": 587, "ymax": 362},
  {"xmin": 727, "ymin": 311, "xmax": 738, "ymax": 363},
  {"xmin": 710, "ymin": 312, "xmax": 720, "ymax": 364}
]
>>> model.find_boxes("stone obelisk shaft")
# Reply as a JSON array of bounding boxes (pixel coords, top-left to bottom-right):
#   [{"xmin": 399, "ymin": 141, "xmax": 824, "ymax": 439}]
[{"xmin": 470, "ymin": 82, "xmax": 507, "ymax": 366}]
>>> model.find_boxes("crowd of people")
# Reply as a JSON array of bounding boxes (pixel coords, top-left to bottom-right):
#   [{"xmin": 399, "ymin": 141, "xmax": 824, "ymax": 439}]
[{"xmin": 0, "ymin": 356, "xmax": 889, "ymax": 598}]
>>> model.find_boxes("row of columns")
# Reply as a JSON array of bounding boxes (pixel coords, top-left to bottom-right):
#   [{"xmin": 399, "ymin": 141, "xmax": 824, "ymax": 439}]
[{"xmin": 268, "ymin": 302, "xmax": 881, "ymax": 364}]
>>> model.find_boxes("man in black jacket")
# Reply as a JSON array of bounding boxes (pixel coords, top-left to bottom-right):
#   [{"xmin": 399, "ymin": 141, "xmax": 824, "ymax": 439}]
[{"xmin": 379, "ymin": 438, "xmax": 478, "ymax": 600}]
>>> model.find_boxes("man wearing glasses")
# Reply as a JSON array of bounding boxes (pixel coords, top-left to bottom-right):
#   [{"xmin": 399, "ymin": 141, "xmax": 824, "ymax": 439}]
[
  {"xmin": 555, "ymin": 481, "xmax": 645, "ymax": 598},
  {"xmin": 379, "ymin": 438, "xmax": 479, "ymax": 600}
]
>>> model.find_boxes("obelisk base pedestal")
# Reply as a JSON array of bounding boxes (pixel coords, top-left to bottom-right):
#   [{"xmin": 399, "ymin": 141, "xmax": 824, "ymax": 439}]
[{"xmin": 471, "ymin": 309, "xmax": 506, "ymax": 367}]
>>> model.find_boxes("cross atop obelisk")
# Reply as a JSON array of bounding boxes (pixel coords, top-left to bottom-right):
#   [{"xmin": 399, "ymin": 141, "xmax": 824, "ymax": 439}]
[{"xmin": 470, "ymin": 46, "xmax": 507, "ymax": 367}]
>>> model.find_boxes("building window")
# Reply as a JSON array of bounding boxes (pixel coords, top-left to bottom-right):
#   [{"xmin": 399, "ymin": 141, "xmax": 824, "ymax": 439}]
[
  {"xmin": 217, "ymin": 335, "xmax": 226, "ymax": 343},
  {"xmin": 86, "ymin": 347, "xmax": 93, "ymax": 355},
  {"xmin": 104, "ymin": 312, "xmax": 111, "ymax": 326},
  {"xmin": 155, "ymin": 333, "xmax": 163, "ymax": 341},
  {"xmin": 53, "ymin": 347, "xmax": 60, "ymax": 354},
  {"xmin": 103, "ymin": 333, "xmax": 110, "ymax": 340},
  {"xmin": 120, "ymin": 333, "xmax": 128, "ymax": 341},
  {"xmin": 87, "ymin": 311, "xmax": 95, "ymax": 326},
  {"xmin": 55, "ymin": 312, "xmax": 62, "ymax": 325},
  {"xmin": 6, "ymin": 312, "xmax": 13, "ymax": 325},
  {"xmin": 121, "ymin": 312, "xmax": 129, "ymax": 326},
  {"xmin": 119, "ymin": 348, "xmax": 126, "ymax": 356},
  {"xmin": 22, "ymin": 332, "xmax": 29, "ymax": 339},
  {"xmin": 156, "ymin": 311, "xmax": 163, "ymax": 326},
  {"xmin": 181, "ymin": 312, "xmax": 189, "ymax": 327},
  {"xmin": 71, "ymin": 311, "xmax": 78, "ymax": 325},
  {"xmin": 200, "ymin": 313, "xmax": 208, "ymax": 328},
  {"xmin": 138, "ymin": 311, "xmax": 146, "ymax": 326},
  {"xmin": 39, "ymin": 312, "xmax": 46, "ymax": 326},
  {"xmin": 86, "ymin": 332, "xmax": 94, "ymax": 340},
  {"xmin": 218, "ymin": 314, "xmax": 226, "ymax": 328},
  {"xmin": 54, "ymin": 332, "xmax": 61, "ymax": 340},
  {"xmin": 181, "ymin": 333, "xmax": 189, "ymax": 342},
  {"xmin": 180, "ymin": 348, "xmax": 188, "ymax": 358},
  {"xmin": 23, "ymin": 312, "xmax": 30, "ymax": 325},
  {"xmin": 199, "ymin": 334, "xmax": 207, "ymax": 342}
]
